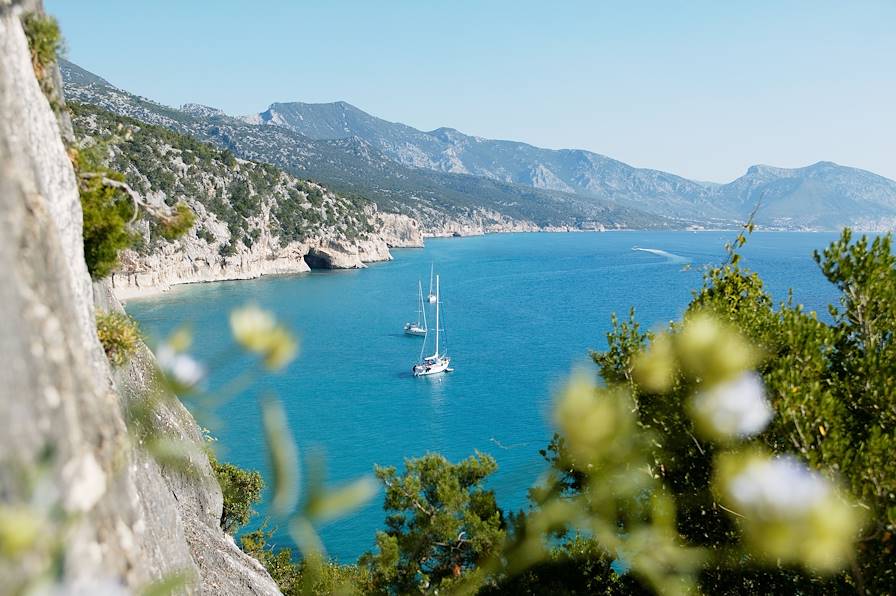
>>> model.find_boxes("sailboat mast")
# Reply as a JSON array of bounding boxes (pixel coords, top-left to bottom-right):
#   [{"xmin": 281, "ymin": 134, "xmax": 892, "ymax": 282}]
[
  {"xmin": 420, "ymin": 281, "xmax": 428, "ymax": 329},
  {"xmin": 429, "ymin": 264, "xmax": 434, "ymax": 296},
  {"xmin": 434, "ymin": 275, "xmax": 440, "ymax": 356},
  {"xmin": 417, "ymin": 280, "xmax": 423, "ymax": 322}
]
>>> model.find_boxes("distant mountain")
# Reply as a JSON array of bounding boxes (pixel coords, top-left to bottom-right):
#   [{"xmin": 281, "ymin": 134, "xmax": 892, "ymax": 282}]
[
  {"xmin": 59, "ymin": 59, "xmax": 665, "ymax": 233},
  {"xmin": 713, "ymin": 162, "xmax": 896, "ymax": 230},
  {"xmin": 59, "ymin": 59, "xmax": 896, "ymax": 231},
  {"xmin": 249, "ymin": 101, "xmax": 896, "ymax": 230},
  {"xmin": 249, "ymin": 101, "xmax": 716, "ymax": 212}
]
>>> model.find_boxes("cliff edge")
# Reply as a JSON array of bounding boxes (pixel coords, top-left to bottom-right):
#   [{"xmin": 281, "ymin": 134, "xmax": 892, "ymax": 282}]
[{"xmin": 0, "ymin": 3, "xmax": 279, "ymax": 593}]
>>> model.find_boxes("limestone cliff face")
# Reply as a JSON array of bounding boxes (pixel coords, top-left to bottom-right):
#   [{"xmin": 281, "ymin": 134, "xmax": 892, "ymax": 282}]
[
  {"xmin": 110, "ymin": 203, "xmax": 422, "ymax": 299},
  {"xmin": 373, "ymin": 211, "xmax": 425, "ymax": 247},
  {"xmin": 0, "ymin": 3, "xmax": 279, "ymax": 593}
]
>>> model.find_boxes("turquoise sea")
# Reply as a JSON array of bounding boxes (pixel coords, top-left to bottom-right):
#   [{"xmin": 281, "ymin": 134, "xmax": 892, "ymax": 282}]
[{"xmin": 127, "ymin": 231, "xmax": 842, "ymax": 562}]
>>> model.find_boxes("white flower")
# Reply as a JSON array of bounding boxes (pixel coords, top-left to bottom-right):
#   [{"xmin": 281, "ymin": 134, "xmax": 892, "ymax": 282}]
[
  {"xmin": 156, "ymin": 344, "xmax": 205, "ymax": 388},
  {"xmin": 728, "ymin": 456, "xmax": 830, "ymax": 518},
  {"xmin": 691, "ymin": 371, "xmax": 772, "ymax": 439},
  {"xmin": 229, "ymin": 305, "xmax": 276, "ymax": 350},
  {"xmin": 229, "ymin": 304, "xmax": 297, "ymax": 370}
]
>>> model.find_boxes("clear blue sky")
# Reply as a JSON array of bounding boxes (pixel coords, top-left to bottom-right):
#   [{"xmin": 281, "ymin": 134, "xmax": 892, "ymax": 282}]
[{"xmin": 47, "ymin": 0, "xmax": 896, "ymax": 182}]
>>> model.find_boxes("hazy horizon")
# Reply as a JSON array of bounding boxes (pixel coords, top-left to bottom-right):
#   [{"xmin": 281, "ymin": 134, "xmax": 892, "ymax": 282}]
[{"xmin": 47, "ymin": 0, "xmax": 896, "ymax": 182}]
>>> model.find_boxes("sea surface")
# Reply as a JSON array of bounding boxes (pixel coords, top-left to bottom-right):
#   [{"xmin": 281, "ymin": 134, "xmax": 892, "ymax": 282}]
[{"xmin": 127, "ymin": 231, "xmax": 842, "ymax": 562}]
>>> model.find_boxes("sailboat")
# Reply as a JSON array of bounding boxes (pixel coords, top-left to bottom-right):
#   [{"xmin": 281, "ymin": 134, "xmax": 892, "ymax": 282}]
[
  {"xmin": 404, "ymin": 281, "xmax": 428, "ymax": 336},
  {"xmin": 413, "ymin": 274, "xmax": 452, "ymax": 376},
  {"xmin": 427, "ymin": 264, "xmax": 437, "ymax": 303}
]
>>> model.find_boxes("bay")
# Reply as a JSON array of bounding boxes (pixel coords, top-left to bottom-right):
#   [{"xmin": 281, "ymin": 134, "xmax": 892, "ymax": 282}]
[{"xmin": 127, "ymin": 231, "xmax": 841, "ymax": 562}]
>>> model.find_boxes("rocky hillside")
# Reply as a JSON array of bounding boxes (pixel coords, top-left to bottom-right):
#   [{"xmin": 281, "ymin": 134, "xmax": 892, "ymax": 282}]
[
  {"xmin": 59, "ymin": 60, "xmax": 670, "ymax": 232},
  {"xmin": 0, "ymin": 3, "xmax": 279, "ymax": 593},
  {"xmin": 251, "ymin": 101, "xmax": 896, "ymax": 231},
  {"xmin": 70, "ymin": 102, "xmax": 423, "ymax": 299}
]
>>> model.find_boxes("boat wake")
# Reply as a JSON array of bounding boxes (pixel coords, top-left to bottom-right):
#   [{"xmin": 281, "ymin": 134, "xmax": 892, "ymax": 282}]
[
  {"xmin": 489, "ymin": 437, "xmax": 537, "ymax": 450},
  {"xmin": 632, "ymin": 247, "xmax": 691, "ymax": 264}
]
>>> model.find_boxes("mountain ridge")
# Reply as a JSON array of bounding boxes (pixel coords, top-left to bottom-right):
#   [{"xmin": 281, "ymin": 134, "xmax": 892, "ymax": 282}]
[
  {"xmin": 249, "ymin": 99, "xmax": 896, "ymax": 230},
  {"xmin": 59, "ymin": 59, "xmax": 896, "ymax": 231},
  {"xmin": 58, "ymin": 59, "xmax": 669, "ymax": 232}
]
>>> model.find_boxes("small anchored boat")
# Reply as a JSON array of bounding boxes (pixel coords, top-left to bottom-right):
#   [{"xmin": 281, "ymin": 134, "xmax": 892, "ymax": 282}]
[
  {"xmin": 413, "ymin": 274, "xmax": 452, "ymax": 376},
  {"xmin": 404, "ymin": 280, "xmax": 428, "ymax": 337}
]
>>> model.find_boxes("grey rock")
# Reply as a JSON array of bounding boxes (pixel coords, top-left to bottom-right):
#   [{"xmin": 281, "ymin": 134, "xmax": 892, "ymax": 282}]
[{"xmin": 1, "ymin": 5, "xmax": 280, "ymax": 594}]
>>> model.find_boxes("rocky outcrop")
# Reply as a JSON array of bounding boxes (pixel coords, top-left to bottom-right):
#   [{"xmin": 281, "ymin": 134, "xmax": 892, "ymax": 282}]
[
  {"xmin": 111, "ymin": 207, "xmax": 421, "ymax": 299},
  {"xmin": 112, "ymin": 229, "xmax": 314, "ymax": 300},
  {"xmin": 304, "ymin": 239, "xmax": 377, "ymax": 269},
  {"xmin": 0, "ymin": 4, "xmax": 279, "ymax": 593},
  {"xmin": 374, "ymin": 212, "xmax": 425, "ymax": 248}
]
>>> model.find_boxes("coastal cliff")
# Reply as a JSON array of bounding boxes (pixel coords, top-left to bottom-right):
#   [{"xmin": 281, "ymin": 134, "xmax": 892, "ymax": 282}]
[
  {"xmin": 71, "ymin": 102, "xmax": 423, "ymax": 300},
  {"xmin": 110, "ymin": 204, "xmax": 421, "ymax": 300},
  {"xmin": 0, "ymin": 3, "xmax": 279, "ymax": 593}
]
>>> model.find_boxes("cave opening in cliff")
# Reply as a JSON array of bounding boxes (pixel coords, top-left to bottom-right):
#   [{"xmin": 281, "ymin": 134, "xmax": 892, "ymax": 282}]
[{"xmin": 303, "ymin": 252, "xmax": 332, "ymax": 270}]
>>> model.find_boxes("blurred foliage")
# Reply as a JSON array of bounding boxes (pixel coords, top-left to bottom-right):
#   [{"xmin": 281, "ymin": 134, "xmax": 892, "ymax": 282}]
[
  {"xmin": 231, "ymin": 305, "xmax": 299, "ymax": 371},
  {"xmin": 485, "ymin": 227, "xmax": 886, "ymax": 595},
  {"xmin": 147, "ymin": 305, "xmax": 376, "ymax": 595},
  {"xmin": 22, "ymin": 13, "xmax": 61, "ymax": 73},
  {"xmin": 95, "ymin": 310, "xmax": 140, "ymax": 367}
]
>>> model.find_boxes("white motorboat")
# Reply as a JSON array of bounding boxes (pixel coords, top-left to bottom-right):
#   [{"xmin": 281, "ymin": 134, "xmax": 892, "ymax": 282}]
[
  {"xmin": 404, "ymin": 280, "xmax": 428, "ymax": 336},
  {"xmin": 414, "ymin": 274, "xmax": 452, "ymax": 376}
]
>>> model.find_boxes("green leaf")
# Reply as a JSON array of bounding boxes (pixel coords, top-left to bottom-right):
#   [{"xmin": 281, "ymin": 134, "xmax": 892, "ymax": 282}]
[
  {"xmin": 306, "ymin": 476, "xmax": 379, "ymax": 522},
  {"xmin": 260, "ymin": 395, "xmax": 300, "ymax": 517}
]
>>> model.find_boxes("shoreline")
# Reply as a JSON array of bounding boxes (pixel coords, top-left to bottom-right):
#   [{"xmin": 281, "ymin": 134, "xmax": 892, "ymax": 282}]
[{"xmin": 117, "ymin": 227, "xmax": 843, "ymax": 303}]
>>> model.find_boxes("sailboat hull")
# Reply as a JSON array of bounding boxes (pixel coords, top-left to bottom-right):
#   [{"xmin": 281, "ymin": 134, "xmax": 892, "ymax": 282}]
[
  {"xmin": 413, "ymin": 356, "xmax": 451, "ymax": 376},
  {"xmin": 404, "ymin": 325, "xmax": 427, "ymax": 336}
]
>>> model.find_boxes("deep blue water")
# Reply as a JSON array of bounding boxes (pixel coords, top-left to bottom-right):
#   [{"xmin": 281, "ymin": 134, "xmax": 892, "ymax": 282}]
[{"xmin": 127, "ymin": 231, "xmax": 841, "ymax": 562}]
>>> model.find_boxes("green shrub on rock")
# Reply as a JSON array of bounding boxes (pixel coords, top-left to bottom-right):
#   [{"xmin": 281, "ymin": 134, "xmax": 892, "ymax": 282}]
[
  {"xmin": 22, "ymin": 13, "xmax": 62, "ymax": 92},
  {"xmin": 208, "ymin": 452, "xmax": 264, "ymax": 535},
  {"xmin": 95, "ymin": 311, "xmax": 140, "ymax": 367}
]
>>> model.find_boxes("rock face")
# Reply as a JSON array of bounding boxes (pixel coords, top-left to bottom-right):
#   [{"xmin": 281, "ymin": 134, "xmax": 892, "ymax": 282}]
[
  {"xmin": 0, "ymin": 4, "xmax": 279, "ymax": 594},
  {"xmin": 373, "ymin": 211, "xmax": 424, "ymax": 248},
  {"xmin": 110, "ymin": 204, "xmax": 422, "ymax": 299},
  {"xmin": 93, "ymin": 282, "xmax": 281, "ymax": 595}
]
